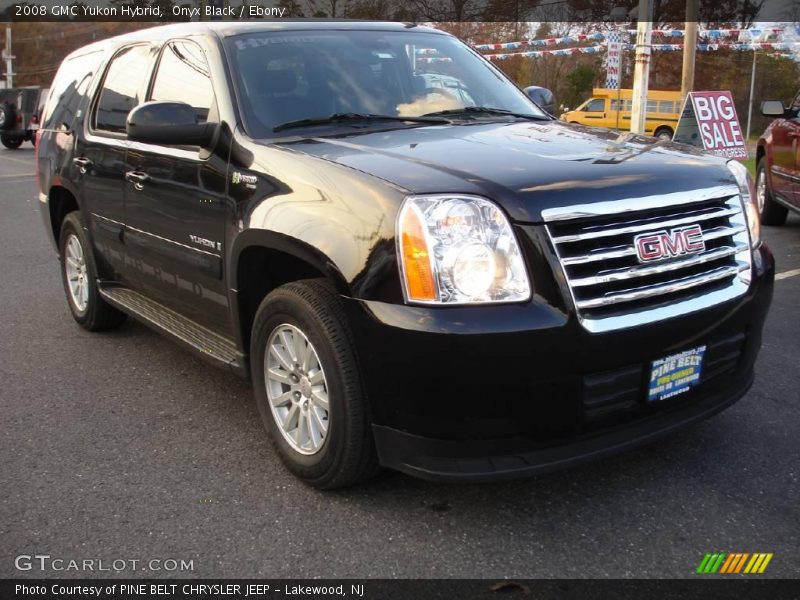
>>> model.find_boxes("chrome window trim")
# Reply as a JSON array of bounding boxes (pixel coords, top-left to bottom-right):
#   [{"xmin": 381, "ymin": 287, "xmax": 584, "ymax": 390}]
[{"xmin": 83, "ymin": 130, "xmax": 205, "ymax": 162}]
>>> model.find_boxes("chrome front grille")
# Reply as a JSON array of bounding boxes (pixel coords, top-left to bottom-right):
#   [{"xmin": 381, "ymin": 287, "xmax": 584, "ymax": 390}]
[{"xmin": 543, "ymin": 185, "xmax": 752, "ymax": 333}]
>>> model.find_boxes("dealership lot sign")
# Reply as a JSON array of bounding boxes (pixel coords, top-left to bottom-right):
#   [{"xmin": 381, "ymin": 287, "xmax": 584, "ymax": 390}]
[{"xmin": 673, "ymin": 91, "xmax": 748, "ymax": 158}]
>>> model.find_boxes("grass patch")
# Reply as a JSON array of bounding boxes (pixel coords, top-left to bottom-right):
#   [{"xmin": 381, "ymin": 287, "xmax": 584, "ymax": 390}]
[{"xmin": 741, "ymin": 157, "xmax": 756, "ymax": 177}]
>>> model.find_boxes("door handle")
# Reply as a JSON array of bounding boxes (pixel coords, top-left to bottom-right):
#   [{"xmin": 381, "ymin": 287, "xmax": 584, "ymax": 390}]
[
  {"xmin": 125, "ymin": 171, "xmax": 150, "ymax": 191},
  {"xmin": 73, "ymin": 157, "xmax": 92, "ymax": 174}
]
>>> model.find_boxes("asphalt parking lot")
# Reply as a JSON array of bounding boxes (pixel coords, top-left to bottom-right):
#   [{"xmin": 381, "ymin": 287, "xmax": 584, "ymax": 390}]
[{"xmin": 1, "ymin": 145, "xmax": 798, "ymax": 579}]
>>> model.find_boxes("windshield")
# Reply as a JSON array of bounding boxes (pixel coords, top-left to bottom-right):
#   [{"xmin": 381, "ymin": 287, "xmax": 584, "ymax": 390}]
[{"xmin": 225, "ymin": 29, "xmax": 546, "ymax": 137}]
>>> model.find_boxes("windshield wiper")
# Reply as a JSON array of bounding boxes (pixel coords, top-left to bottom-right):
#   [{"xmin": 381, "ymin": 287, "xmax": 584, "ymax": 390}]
[
  {"xmin": 273, "ymin": 113, "xmax": 449, "ymax": 133},
  {"xmin": 422, "ymin": 106, "xmax": 547, "ymax": 120}
]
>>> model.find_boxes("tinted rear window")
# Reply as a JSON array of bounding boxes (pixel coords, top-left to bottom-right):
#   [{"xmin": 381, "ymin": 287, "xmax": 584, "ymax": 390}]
[{"xmin": 42, "ymin": 51, "xmax": 104, "ymax": 131}]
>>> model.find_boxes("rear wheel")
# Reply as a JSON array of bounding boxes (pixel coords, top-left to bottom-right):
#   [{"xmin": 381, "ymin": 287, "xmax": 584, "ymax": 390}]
[
  {"xmin": 654, "ymin": 126, "xmax": 673, "ymax": 141},
  {"xmin": 59, "ymin": 212, "xmax": 127, "ymax": 331},
  {"xmin": 1, "ymin": 135, "xmax": 23, "ymax": 149},
  {"xmin": 756, "ymin": 158, "xmax": 788, "ymax": 226},
  {"xmin": 0, "ymin": 103, "xmax": 14, "ymax": 130},
  {"xmin": 250, "ymin": 279, "xmax": 379, "ymax": 489}
]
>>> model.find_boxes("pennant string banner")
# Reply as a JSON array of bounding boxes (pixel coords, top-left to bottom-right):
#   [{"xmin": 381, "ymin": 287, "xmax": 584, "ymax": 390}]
[
  {"xmin": 471, "ymin": 27, "xmax": 787, "ymax": 52},
  {"xmin": 468, "ymin": 41, "xmax": 800, "ymax": 61}
]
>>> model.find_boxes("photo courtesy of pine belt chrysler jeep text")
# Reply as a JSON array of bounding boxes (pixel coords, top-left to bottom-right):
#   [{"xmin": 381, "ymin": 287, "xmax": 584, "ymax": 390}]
[{"xmin": 36, "ymin": 22, "xmax": 774, "ymax": 489}]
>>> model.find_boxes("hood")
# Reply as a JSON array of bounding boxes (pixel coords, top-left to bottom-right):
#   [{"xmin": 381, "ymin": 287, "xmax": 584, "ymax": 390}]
[{"xmin": 278, "ymin": 120, "xmax": 734, "ymax": 223}]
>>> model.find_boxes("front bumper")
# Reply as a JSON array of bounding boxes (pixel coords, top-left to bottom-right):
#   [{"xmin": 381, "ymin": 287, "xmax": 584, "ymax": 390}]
[
  {"xmin": 373, "ymin": 371, "xmax": 752, "ymax": 482},
  {"xmin": 342, "ymin": 243, "xmax": 774, "ymax": 482}
]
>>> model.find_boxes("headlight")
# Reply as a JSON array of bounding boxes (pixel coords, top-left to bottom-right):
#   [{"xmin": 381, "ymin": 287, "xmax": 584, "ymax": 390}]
[
  {"xmin": 397, "ymin": 195, "xmax": 531, "ymax": 304},
  {"xmin": 727, "ymin": 160, "xmax": 761, "ymax": 248}
]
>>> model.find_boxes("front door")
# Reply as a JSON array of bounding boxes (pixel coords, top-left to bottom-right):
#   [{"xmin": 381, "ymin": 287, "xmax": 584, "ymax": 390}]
[
  {"xmin": 581, "ymin": 98, "xmax": 607, "ymax": 126},
  {"xmin": 122, "ymin": 39, "xmax": 230, "ymax": 334}
]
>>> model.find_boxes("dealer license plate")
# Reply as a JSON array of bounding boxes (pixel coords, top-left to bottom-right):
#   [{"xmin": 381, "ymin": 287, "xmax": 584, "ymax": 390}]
[{"xmin": 647, "ymin": 346, "xmax": 707, "ymax": 402}]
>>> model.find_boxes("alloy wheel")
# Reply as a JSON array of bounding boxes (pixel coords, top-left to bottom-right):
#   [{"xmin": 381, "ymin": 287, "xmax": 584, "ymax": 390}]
[
  {"xmin": 64, "ymin": 233, "xmax": 89, "ymax": 313},
  {"xmin": 264, "ymin": 323, "xmax": 330, "ymax": 455},
  {"xmin": 756, "ymin": 169, "xmax": 766, "ymax": 214}
]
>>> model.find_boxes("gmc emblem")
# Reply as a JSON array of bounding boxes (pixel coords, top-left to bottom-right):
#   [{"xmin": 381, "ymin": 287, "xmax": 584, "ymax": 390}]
[{"xmin": 634, "ymin": 224, "xmax": 706, "ymax": 263}]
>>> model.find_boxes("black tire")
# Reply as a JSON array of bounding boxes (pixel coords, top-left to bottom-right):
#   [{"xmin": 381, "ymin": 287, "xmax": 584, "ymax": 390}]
[
  {"xmin": 654, "ymin": 126, "xmax": 673, "ymax": 141},
  {"xmin": 250, "ymin": 279, "xmax": 379, "ymax": 489},
  {"xmin": 58, "ymin": 212, "xmax": 127, "ymax": 331},
  {"xmin": 1, "ymin": 135, "xmax": 24, "ymax": 149},
  {"xmin": 0, "ymin": 103, "xmax": 14, "ymax": 130},
  {"xmin": 756, "ymin": 159, "xmax": 788, "ymax": 226}
]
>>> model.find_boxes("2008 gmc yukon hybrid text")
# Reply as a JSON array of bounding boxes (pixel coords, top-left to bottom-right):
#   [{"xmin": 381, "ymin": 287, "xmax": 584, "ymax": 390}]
[{"xmin": 37, "ymin": 22, "xmax": 774, "ymax": 489}]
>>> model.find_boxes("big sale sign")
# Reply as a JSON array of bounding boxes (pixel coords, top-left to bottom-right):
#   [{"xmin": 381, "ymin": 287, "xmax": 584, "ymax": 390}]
[{"xmin": 673, "ymin": 91, "xmax": 748, "ymax": 159}]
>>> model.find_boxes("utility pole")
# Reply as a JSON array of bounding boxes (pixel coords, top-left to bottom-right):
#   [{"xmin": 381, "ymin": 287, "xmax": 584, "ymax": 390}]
[
  {"xmin": 2, "ymin": 24, "xmax": 14, "ymax": 89},
  {"xmin": 746, "ymin": 51, "xmax": 756, "ymax": 140},
  {"xmin": 630, "ymin": 0, "xmax": 653, "ymax": 134},
  {"xmin": 680, "ymin": 0, "xmax": 698, "ymax": 100}
]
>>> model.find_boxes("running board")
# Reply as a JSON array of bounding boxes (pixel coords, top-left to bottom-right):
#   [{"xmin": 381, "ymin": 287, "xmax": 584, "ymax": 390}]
[{"xmin": 98, "ymin": 284, "xmax": 248, "ymax": 377}]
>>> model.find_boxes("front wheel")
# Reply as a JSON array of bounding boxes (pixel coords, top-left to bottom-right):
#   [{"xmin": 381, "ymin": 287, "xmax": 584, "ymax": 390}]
[
  {"xmin": 756, "ymin": 158, "xmax": 788, "ymax": 226},
  {"xmin": 1, "ymin": 135, "xmax": 24, "ymax": 149},
  {"xmin": 654, "ymin": 127, "xmax": 673, "ymax": 141},
  {"xmin": 250, "ymin": 279, "xmax": 378, "ymax": 489}
]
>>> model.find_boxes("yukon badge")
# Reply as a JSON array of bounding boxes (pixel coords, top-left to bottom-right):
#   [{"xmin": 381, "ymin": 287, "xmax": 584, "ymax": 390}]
[{"xmin": 634, "ymin": 224, "xmax": 705, "ymax": 263}]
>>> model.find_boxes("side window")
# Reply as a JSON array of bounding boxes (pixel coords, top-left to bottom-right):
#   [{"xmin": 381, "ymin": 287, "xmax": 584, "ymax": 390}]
[
  {"xmin": 658, "ymin": 100, "xmax": 674, "ymax": 113},
  {"xmin": 584, "ymin": 99, "xmax": 604, "ymax": 112},
  {"xmin": 645, "ymin": 100, "xmax": 658, "ymax": 113},
  {"xmin": 150, "ymin": 41, "xmax": 215, "ymax": 123},
  {"xmin": 93, "ymin": 45, "xmax": 152, "ymax": 134},
  {"xmin": 610, "ymin": 99, "xmax": 630, "ymax": 111},
  {"xmin": 42, "ymin": 50, "xmax": 104, "ymax": 131}
]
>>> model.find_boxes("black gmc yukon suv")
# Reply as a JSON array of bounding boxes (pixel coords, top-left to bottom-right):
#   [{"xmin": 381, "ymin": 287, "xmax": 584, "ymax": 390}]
[{"xmin": 37, "ymin": 22, "xmax": 774, "ymax": 488}]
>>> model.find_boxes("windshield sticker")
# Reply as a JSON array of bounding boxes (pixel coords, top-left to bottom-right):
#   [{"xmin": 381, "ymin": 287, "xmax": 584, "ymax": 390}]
[{"xmin": 235, "ymin": 36, "xmax": 316, "ymax": 51}]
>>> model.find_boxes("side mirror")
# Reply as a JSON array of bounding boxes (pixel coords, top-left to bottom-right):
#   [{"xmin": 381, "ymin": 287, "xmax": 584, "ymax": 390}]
[
  {"xmin": 760, "ymin": 100, "xmax": 786, "ymax": 118},
  {"xmin": 523, "ymin": 86, "xmax": 556, "ymax": 116},
  {"xmin": 127, "ymin": 101, "xmax": 215, "ymax": 146}
]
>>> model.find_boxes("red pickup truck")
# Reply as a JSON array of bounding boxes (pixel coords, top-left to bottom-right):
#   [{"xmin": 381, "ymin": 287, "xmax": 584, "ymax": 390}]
[{"xmin": 756, "ymin": 91, "xmax": 800, "ymax": 225}]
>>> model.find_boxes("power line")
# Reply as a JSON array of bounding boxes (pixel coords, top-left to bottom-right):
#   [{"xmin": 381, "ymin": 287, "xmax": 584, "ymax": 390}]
[{"xmin": 11, "ymin": 25, "xmax": 104, "ymax": 43}]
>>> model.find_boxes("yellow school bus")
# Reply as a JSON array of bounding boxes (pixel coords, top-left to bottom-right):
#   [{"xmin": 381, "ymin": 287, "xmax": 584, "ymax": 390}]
[{"xmin": 560, "ymin": 88, "xmax": 682, "ymax": 140}]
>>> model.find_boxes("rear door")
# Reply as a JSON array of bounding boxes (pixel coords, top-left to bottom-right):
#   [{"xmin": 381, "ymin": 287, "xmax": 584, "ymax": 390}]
[
  {"xmin": 122, "ymin": 38, "xmax": 230, "ymax": 333},
  {"xmin": 75, "ymin": 44, "xmax": 155, "ymax": 281}
]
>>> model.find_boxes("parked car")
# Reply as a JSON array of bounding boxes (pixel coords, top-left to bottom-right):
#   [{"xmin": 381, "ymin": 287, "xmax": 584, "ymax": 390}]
[
  {"xmin": 523, "ymin": 85, "xmax": 556, "ymax": 116},
  {"xmin": 0, "ymin": 87, "xmax": 49, "ymax": 148},
  {"xmin": 755, "ymin": 93, "xmax": 800, "ymax": 226},
  {"xmin": 560, "ymin": 88, "xmax": 682, "ymax": 140},
  {"xmin": 37, "ymin": 22, "xmax": 773, "ymax": 489}
]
